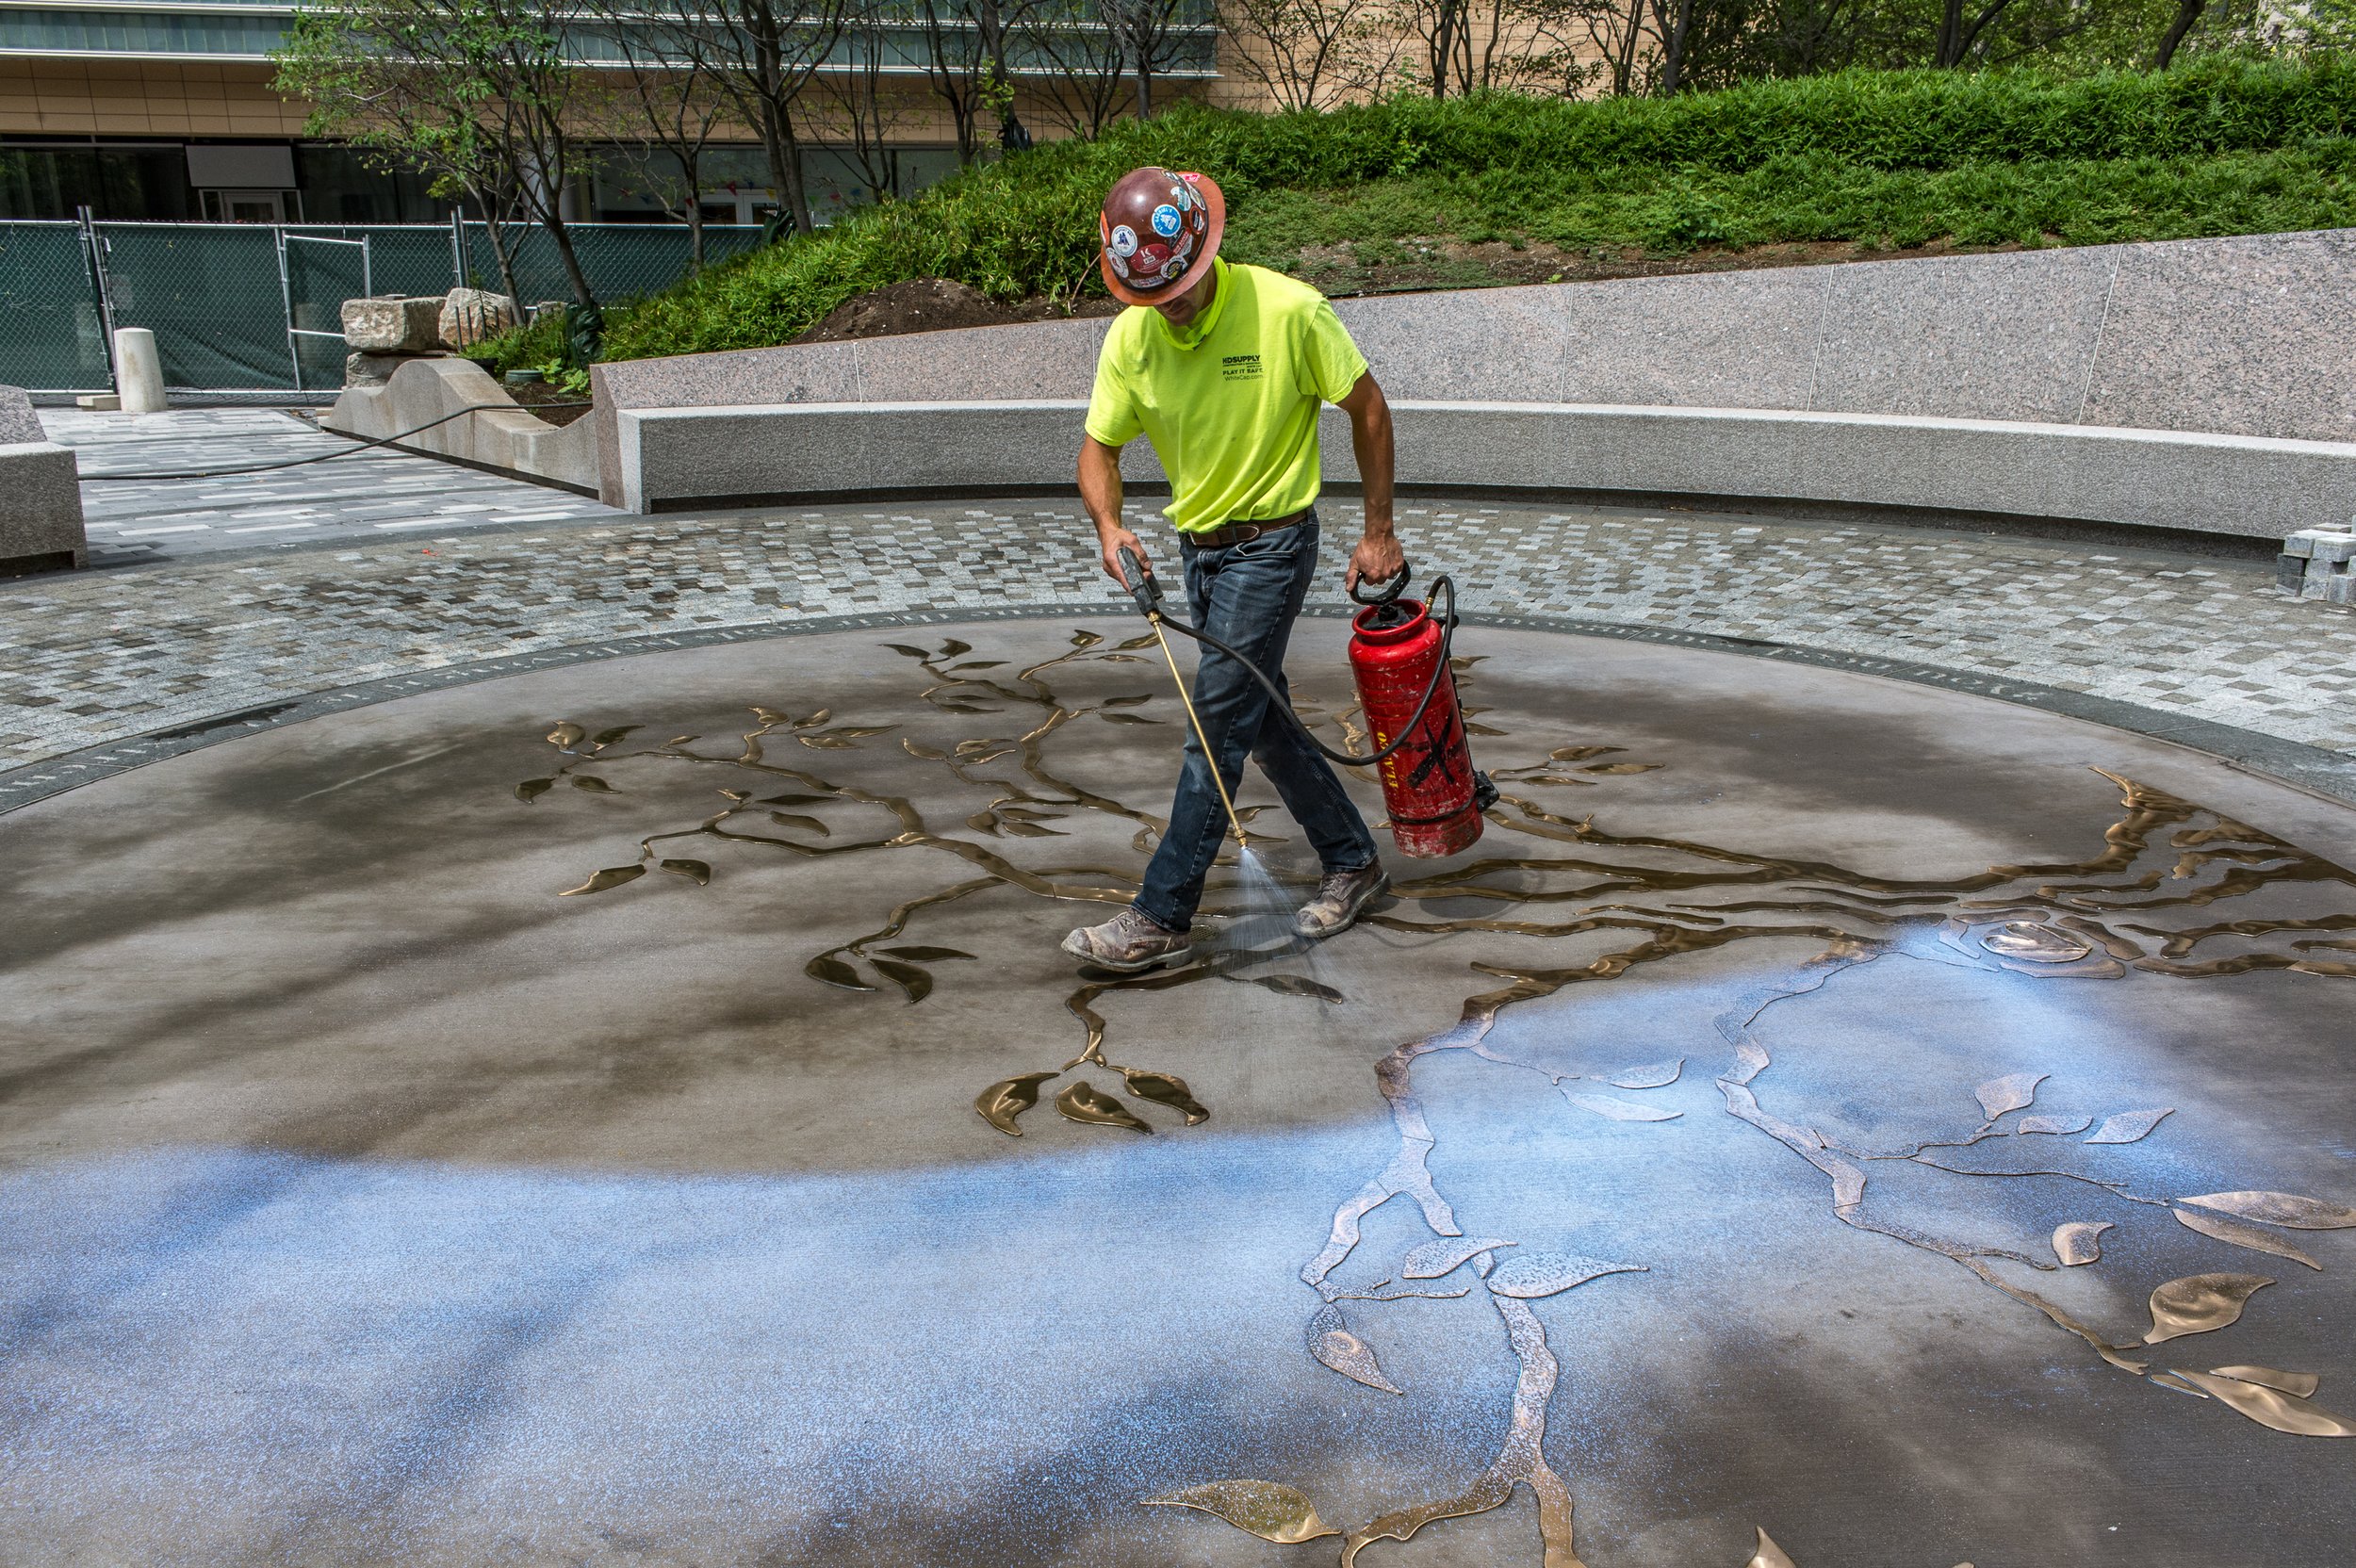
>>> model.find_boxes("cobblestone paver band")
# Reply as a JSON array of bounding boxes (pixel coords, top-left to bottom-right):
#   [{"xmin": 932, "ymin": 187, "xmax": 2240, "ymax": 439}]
[{"xmin": 7, "ymin": 488, "xmax": 2355, "ymax": 805}]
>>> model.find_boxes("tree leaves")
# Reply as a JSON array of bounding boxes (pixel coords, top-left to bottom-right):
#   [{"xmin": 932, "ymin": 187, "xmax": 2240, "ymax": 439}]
[
  {"xmin": 1100, "ymin": 712, "xmax": 1165, "ymax": 725},
  {"xmin": 2086, "ymin": 1107, "xmax": 2174, "ymax": 1144},
  {"xmin": 882, "ymin": 945, "xmax": 974, "ymax": 962},
  {"xmin": 559, "ymin": 865, "xmax": 644, "ymax": 896},
  {"xmin": 2175, "ymin": 1208, "xmax": 2320, "ymax": 1270},
  {"xmin": 1973, "ymin": 1071, "xmax": 2048, "ymax": 1120},
  {"xmin": 590, "ymin": 725, "xmax": 637, "ymax": 746},
  {"xmin": 883, "ymin": 644, "xmax": 930, "ymax": 659},
  {"xmin": 940, "ymin": 639, "xmax": 972, "ymax": 659},
  {"xmin": 871, "ymin": 958, "xmax": 934, "ymax": 1003},
  {"xmin": 1069, "ymin": 629, "xmax": 1104, "ymax": 649},
  {"xmin": 1141, "ymin": 1480, "xmax": 1337, "ymax": 1544},
  {"xmin": 658, "ymin": 858, "xmax": 711, "ymax": 885},
  {"xmin": 806, "ymin": 954, "xmax": 875, "ymax": 991},
  {"xmin": 2144, "ymin": 1273, "xmax": 2273, "ymax": 1344},
  {"xmin": 2053, "ymin": 1221, "xmax": 2112, "ymax": 1266},
  {"xmin": 2018, "ymin": 1114, "xmax": 2093, "ymax": 1135},
  {"xmin": 545, "ymin": 722, "xmax": 585, "ymax": 748},
  {"xmin": 1484, "ymin": 1250, "xmax": 1647, "ymax": 1299},
  {"xmin": 570, "ymin": 775, "xmax": 615, "ymax": 793},
  {"xmin": 515, "ymin": 777, "xmax": 553, "ymax": 802},
  {"xmin": 975, "ymin": 1071, "xmax": 1057, "ymax": 1136},
  {"xmin": 1055, "ymin": 1080, "xmax": 1150, "ymax": 1132},
  {"xmin": 1400, "ymin": 1236, "xmax": 1514, "ymax": 1280},
  {"xmin": 1306, "ymin": 1304, "xmax": 1400, "ymax": 1394},
  {"xmin": 2179, "ymin": 1191, "xmax": 2356, "ymax": 1230},
  {"xmin": 1746, "ymin": 1528, "xmax": 1801, "ymax": 1568}
]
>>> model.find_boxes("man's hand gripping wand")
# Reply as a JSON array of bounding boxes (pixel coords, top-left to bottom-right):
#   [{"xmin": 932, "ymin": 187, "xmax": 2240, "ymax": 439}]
[{"xmin": 1118, "ymin": 545, "xmax": 1254, "ymax": 854}]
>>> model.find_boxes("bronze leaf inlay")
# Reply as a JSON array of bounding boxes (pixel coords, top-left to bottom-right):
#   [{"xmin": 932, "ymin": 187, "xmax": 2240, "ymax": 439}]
[
  {"xmin": 2173, "ymin": 1207, "xmax": 2322, "ymax": 1270},
  {"xmin": 1141, "ymin": 1480, "xmax": 1339, "ymax": 1544},
  {"xmin": 2144, "ymin": 1273, "xmax": 2274, "ymax": 1344},
  {"xmin": 2178, "ymin": 1191, "xmax": 2356, "ymax": 1230}
]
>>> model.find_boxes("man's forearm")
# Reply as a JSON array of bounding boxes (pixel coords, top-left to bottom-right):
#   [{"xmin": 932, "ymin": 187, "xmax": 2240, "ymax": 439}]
[
  {"xmin": 1346, "ymin": 384, "xmax": 1396, "ymax": 540},
  {"xmin": 1078, "ymin": 437, "xmax": 1126, "ymax": 540}
]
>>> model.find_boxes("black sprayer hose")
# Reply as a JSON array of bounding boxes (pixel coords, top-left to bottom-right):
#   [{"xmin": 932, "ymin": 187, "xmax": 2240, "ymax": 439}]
[
  {"xmin": 77, "ymin": 401, "xmax": 591, "ymax": 482},
  {"xmin": 1152, "ymin": 575, "xmax": 1460, "ymax": 769}
]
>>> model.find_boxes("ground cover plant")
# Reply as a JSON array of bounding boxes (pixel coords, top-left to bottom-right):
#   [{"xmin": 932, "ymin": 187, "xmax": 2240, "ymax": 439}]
[{"xmin": 576, "ymin": 59, "xmax": 2356, "ymax": 364}]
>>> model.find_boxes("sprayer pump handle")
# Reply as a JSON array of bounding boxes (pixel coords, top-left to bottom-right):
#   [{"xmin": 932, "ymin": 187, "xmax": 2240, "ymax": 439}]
[
  {"xmin": 1117, "ymin": 544, "xmax": 1162, "ymax": 617},
  {"xmin": 1349, "ymin": 561, "xmax": 1413, "ymax": 606}
]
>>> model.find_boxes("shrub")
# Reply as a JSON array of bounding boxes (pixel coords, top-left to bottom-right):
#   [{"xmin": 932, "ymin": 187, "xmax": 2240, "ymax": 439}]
[{"xmin": 601, "ymin": 59, "xmax": 2356, "ymax": 363}]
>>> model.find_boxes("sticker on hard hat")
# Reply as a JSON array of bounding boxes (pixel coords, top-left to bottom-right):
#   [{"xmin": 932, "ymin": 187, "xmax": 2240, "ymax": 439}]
[
  {"xmin": 1152, "ymin": 204, "xmax": 1182, "ymax": 237},
  {"xmin": 1107, "ymin": 224, "xmax": 1137, "ymax": 258}
]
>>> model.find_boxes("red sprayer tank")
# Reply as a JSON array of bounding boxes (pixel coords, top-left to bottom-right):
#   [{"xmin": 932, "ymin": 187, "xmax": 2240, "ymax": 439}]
[{"xmin": 1349, "ymin": 596, "xmax": 1483, "ymax": 858}]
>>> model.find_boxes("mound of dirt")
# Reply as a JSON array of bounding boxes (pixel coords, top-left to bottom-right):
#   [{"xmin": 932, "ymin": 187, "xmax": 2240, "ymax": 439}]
[{"xmin": 793, "ymin": 277, "xmax": 1117, "ymax": 344}]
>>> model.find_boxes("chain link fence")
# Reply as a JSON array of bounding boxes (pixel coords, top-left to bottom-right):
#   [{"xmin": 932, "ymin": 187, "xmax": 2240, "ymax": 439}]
[{"xmin": 0, "ymin": 219, "xmax": 761, "ymax": 396}]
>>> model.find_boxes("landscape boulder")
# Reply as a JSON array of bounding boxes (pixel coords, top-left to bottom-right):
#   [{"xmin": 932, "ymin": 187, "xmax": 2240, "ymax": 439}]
[
  {"xmin": 440, "ymin": 288, "xmax": 516, "ymax": 349},
  {"xmin": 343, "ymin": 351, "xmax": 419, "ymax": 390},
  {"xmin": 341, "ymin": 295, "xmax": 443, "ymax": 355}
]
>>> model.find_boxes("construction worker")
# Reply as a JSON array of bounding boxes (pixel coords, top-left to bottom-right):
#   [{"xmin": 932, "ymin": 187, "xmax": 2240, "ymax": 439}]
[{"xmin": 1063, "ymin": 166, "xmax": 1403, "ymax": 973}]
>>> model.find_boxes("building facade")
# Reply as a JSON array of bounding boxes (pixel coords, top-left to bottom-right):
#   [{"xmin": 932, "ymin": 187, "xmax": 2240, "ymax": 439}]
[{"xmin": 0, "ymin": 0, "xmax": 1223, "ymax": 223}]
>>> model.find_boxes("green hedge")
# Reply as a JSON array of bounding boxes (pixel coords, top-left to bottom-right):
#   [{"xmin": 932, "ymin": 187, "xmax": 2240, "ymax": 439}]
[{"xmin": 603, "ymin": 59, "xmax": 2356, "ymax": 363}]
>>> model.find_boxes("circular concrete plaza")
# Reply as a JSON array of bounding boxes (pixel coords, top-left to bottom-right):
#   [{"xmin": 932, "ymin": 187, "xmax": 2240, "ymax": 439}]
[{"xmin": 4, "ymin": 492, "xmax": 2356, "ymax": 1568}]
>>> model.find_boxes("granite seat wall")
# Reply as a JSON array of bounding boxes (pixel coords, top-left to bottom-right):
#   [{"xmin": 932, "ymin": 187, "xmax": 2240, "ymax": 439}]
[
  {"xmin": 590, "ymin": 228, "xmax": 2356, "ymax": 527},
  {"xmin": 0, "ymin": 382, "xmax": 86, "ymax": 573}
]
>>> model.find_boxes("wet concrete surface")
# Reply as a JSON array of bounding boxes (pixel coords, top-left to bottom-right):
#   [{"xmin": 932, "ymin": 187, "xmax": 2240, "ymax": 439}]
[{"xmin": 3, "ymin": 622, "xmax": 2353, "ymax": 1567}]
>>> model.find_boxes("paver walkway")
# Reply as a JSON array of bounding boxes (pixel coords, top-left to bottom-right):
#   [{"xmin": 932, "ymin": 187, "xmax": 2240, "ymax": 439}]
[
  {"xmin": 7, "ymin": 485, "xmax": 2354, "ymax": 793},
  {"xmin": 48, "ymin": 408, "xmax": 619, "ymax": 568}
]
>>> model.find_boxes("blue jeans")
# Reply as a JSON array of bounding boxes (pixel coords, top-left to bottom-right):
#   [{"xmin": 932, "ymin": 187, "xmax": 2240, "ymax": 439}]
[{"xmin": 1133, "ymin": 512, "xmax": 1380, "ymax": 932}]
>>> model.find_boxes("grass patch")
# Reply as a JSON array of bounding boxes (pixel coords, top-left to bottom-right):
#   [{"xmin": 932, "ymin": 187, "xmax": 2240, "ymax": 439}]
[{"xmin": 601, "ymin": 59, "xmax": 2356, "ymax": 364}]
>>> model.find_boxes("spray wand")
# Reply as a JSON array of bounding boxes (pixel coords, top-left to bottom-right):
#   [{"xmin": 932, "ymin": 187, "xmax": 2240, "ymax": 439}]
[{"xmin": 1119, "ymin": 546, "xmax": 1254, "ymax": 853}]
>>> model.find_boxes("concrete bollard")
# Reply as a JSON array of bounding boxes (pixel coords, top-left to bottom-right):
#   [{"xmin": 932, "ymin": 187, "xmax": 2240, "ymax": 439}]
[{"xmin": 112, "ymin": 327, "xmax": 166, "ymax": 415}]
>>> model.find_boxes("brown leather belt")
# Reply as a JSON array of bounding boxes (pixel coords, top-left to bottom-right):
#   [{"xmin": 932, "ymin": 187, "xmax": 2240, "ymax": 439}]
[{"xmin": 1185, "ymin": 507, "xmax": 1310, "ymax": 550}]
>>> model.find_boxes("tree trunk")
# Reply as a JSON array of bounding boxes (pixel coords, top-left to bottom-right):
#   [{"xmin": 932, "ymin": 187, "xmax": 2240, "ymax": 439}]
[
  {"xmin": 760, "ymin": 92, "xmax": 814, "ymax": 237},
  {"xmin": 1935, "ymin": 0, "xmax": 1963, "ymax": 63},
  {"xmin": 685, "ymin": 182, "xmax": 706, "ymax": 270},
  {"xmin": 1659, "ymin": 0, "xmax": 1694, "ymax": 91},
  {"xmin": 481, "ymin": 210, "xmax": 527, "ymax": 326},
  {"xmin": 1612, "ymin": 0, "xmax": 1644, "ymax": 93},
  {"xmin": 2152, "ymin": 0, "xmax": 2205, "ymax": 66},
  {"xmin": 544, "ymin": 212, "xmax": 596, "ymax": 309}
]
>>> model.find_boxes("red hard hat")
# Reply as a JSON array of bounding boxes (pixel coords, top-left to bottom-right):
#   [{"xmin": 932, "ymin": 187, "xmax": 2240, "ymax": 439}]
[{"xmin": 1099, "ymin": 167, "xmax": 1226, "ymax": 307}]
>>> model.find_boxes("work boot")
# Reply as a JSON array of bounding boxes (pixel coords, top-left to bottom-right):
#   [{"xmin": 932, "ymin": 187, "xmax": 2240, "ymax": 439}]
[
  {"xmin": 1294, "ymin": 861, "xmax": 1389, "ymax": 940},
  {"xmin": 1063, "ymin": 906, "xmax": 1195, "ymax": 973}
]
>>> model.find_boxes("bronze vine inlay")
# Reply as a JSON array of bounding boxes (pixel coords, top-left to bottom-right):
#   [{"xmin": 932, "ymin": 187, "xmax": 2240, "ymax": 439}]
[{"xmin": 517, "ymin": 624, "xmax": 2356, "ymax": 1565}]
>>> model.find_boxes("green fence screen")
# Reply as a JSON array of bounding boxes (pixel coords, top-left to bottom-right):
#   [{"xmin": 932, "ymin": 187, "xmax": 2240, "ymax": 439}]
[{"xmin": 0, "ymin": 219, "xmax": 758, "ymax": 394}]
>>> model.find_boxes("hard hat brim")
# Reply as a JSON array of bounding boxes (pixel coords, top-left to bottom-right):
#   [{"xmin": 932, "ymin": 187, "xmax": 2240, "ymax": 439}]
[{"xmin": 1099, "ymin": 173, "xmax": 1225, "ymax": 309}]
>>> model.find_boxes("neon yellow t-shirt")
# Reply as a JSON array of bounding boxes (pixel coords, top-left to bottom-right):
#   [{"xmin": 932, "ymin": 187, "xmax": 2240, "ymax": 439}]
[{"xmin": 1084, "ymin": 258, "xmax": 1369, "ymax": 534}]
